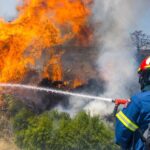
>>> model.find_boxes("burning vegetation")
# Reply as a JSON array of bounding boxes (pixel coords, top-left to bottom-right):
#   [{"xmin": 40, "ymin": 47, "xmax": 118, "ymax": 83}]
[
  {"xmin": 0, "ymin": 0, "xmax": 96, "ymax": 89},
  {"xmin": 0, "ymin": 0, "xmax": 106, "ymax": 113}
]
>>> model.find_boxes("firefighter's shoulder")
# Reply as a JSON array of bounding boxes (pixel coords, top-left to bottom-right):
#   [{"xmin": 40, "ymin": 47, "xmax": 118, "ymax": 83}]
[{"xmin": 131, "ymin": 91, "xmax": 150, "ymax": 108}]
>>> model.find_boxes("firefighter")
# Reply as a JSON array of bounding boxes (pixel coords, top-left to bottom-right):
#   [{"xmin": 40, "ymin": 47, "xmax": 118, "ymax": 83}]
[{"xmin": 115, "ymin": 56, "xmax": 150, "ymax": 150}]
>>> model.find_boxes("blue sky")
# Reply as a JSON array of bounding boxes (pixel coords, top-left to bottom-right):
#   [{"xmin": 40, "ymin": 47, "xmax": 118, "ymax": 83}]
[
  {"xmin": 136, "ymin": 9, "xmax": 150, "ymax": 35},
  {"xmin": 0, "ymin": 0, "xmax": 150, "ymax": 35},
  {"xmin": 0, "ymin": 0, "xmax": 19, "ymax": 20}
]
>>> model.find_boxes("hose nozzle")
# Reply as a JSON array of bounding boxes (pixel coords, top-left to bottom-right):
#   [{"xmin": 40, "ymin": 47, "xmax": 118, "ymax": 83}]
[
  {"xmin": 112, "ymin": 99, "xmax": 130, "ymax": 105},
  {"xmin": 112, "ymin": 99, "xmax": 130, "ymax": 116}
]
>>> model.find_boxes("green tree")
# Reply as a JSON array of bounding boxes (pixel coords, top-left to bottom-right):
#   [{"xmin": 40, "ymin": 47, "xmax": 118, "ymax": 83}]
[
  {"xmin": 12, "ymin": 109, "xmax": 119, "ymax": 150},
  {"xmin": 2, "ymin": 95, "xmax": 119, "ymax": 149}
]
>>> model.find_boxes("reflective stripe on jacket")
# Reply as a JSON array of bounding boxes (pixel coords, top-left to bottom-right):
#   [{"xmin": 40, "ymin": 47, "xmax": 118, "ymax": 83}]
[{"xmin": 116, "ymin": 111, "xmax": 139, "ymax": 132}]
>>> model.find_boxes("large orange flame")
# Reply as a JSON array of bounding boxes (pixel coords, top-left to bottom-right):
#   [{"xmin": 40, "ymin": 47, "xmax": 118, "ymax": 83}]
[{"xmin": 0, "ymin": 0, "xmax": 92, "ymax": 87}]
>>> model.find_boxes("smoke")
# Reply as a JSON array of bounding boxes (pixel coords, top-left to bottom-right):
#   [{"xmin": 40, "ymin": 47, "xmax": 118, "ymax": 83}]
[
  {"xmin": 56, "ymin": 79, "xmax": 106, "ymax": 117},
  {"xmin": 94, "ymin": 0, "xmax": 150, "ymax": 98},
  {"xmin": 84, "ymin": 0, "xmax": 150, "ymax": 116},
  {"xmin": 57, "ymin": 97, "xmax": 91, "ymax": 117},
  {"xmin": 55, "ymin": 0, "xmax": 150, "ymax": 117}
]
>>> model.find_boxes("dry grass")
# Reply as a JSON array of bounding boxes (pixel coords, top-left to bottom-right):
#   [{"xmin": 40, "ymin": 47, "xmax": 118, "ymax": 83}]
[
  {"xmin": 0, "ymin": 139, "xmax": 19, "ymax": 150},
  {"xmin": 0, "ymin": 111, "xmax": 19, "ymax": 150}
]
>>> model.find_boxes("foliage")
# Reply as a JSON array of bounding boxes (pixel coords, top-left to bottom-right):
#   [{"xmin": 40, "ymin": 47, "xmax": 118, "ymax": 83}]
[
  {"xmin": 3, "ymin": 94, "xmax": 25, "ymax": 116},
  {"xmin": 0, "ymin": 95, "xmax": 119, "ymax": 150},
  {"xmin": 131, "ymin": 30, "xmax": 150, "ymax": 52},
  {"xmin": 11, "ymin": 108, "xmax": 119, "ymax": 150}
]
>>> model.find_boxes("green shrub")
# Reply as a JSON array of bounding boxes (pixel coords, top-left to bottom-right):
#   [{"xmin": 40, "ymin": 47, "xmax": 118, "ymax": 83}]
[{"xmin": 12, "ymin": 109, "xmax": 119, "ymax": 150}]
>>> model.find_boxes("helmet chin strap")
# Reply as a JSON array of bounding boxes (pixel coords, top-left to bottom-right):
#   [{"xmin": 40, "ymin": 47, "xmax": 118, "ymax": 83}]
[
  {"xmin": 139, "ymin": 75, "xmax": 145, "ymax": 91},
  {"xmin": 139, "ymin": 70, "xmax": 150, "ymax": 91}
]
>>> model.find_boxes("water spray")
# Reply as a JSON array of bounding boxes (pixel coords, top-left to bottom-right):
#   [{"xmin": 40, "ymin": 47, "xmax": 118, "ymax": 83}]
[
  {"xmin": 0, "ymin": 83, "xmax": 112, "ymax": 102},
  {"xmin": 0, "ymin": 83, "xmax": 129, "ymax": 115}
]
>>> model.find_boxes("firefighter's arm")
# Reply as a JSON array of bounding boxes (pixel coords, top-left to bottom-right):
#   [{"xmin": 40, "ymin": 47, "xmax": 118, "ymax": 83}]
[{"xmin": 115, "ymin": 96, "xmax": 140, "ymax": 148}]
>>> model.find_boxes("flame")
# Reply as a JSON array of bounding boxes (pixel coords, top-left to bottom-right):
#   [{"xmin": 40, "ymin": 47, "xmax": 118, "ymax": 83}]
[
  {"xmin": 0, "ymin": 0, "xmax": 92, "ymax": 87},
  {"xmin": 43, "ymin": 49, "xmax": 64, "ymax": 81},
  {"xmin": 72, "ymin": 78, "xmax": 83, "ymax": 88}
]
